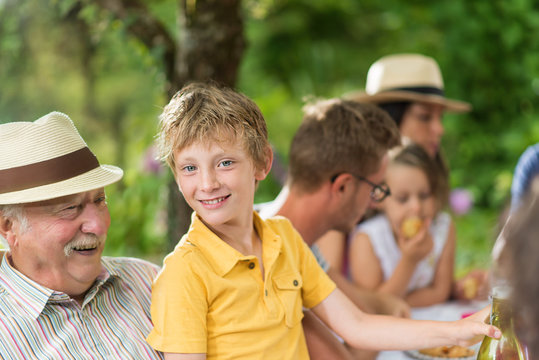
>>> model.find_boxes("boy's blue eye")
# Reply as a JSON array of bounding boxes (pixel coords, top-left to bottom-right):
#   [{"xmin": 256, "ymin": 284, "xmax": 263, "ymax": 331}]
[
  {"xmin": 183, "ymin": 165, "xmax": 196, "ymax": 172},
  {"xmin": 220, "ymin": 160, "xmax": 233, "ymax": 167}
]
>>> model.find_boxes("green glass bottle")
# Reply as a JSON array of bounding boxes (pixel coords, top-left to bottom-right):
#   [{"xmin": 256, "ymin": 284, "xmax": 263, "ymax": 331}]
[{"xmin": 476, "ymin": 287, "xmax": 527, "ymax": 360}]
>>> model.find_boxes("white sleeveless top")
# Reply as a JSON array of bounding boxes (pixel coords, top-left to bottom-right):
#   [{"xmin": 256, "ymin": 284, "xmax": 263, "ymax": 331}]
[{"xmin": 354, "ymin": 212, "xmax": 451, "ymax": 292}]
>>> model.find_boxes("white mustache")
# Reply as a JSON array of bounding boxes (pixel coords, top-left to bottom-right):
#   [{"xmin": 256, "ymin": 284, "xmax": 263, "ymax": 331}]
[{"xmin": 64, "ymin": 234, "xmax": 105, "ymax": 257}]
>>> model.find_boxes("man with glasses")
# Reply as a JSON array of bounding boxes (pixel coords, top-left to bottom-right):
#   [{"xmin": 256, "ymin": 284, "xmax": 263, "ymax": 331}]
[
  {"xmin": 256, "ymin": 99, "xmax": 407, "ymax": 360},
  {"xmin": 330, "ymin": 173, "xmax": 391, "ymax": 203}
]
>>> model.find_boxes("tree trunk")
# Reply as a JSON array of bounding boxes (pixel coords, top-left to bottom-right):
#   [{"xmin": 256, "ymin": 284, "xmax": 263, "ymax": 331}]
[
  {"xmin": 87, "ymin": 0, "xmax": 245, "ymax": 249},
  {"xmin": 167, "ymin": 0, "xmax": 245, "ymax": 249}
]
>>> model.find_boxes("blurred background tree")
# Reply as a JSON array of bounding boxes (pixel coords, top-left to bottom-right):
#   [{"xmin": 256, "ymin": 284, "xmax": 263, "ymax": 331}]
[{"xmin": 0, "ymin": 0, "xmax": 537, "ymax": 272}]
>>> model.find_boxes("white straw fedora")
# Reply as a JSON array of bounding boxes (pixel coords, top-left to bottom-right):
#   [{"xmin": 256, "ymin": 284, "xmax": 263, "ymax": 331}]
[
  {"xmin": 0, "ymin": 111, "xmax": 123, "ymax": 204},
  {"xmin": 348, "ymin": 54, "xmax": 471, "ymax": 113}
]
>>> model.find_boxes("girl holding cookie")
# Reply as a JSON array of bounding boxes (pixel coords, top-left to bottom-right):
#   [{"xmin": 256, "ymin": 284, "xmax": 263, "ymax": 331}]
[{"xmin": 348, "ymin": 144, "xmax": 455, "ymax": 307}]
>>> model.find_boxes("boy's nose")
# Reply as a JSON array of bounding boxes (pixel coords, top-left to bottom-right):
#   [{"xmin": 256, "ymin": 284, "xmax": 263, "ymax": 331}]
[{"xmin": 200, "ymin": 171, "xmax": 220, "ymax": 192}]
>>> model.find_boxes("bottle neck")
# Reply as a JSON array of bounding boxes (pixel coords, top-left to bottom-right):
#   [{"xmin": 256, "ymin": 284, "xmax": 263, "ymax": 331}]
[{"xmin": 490, "ymin": 297, "xmax": 513, "ymax": 330}]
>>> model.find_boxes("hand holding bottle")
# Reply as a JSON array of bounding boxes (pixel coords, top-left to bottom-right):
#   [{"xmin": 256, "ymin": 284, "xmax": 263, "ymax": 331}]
[
  {"xmin": 476, "ymin": 287, "xmax": 528, "ymax": 360},
  {"xmin": 452, "ymin": 306, "xmax": 501, "ymax": 348}
]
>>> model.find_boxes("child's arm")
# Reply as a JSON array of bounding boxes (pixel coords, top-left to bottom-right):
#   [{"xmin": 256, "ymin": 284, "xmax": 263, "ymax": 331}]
[
  {"xmin": 147, "ymin": 248, "xmax": 209, "ymax": 357},
  {"xmin": 350, "ymin": 232, "xmax": 424, "ymax": 299},
  {"xmin": 405, "ymin": 220, "xmax": 456, "ymax": 307},
  {"xmin": 328, "ymin": 266, "xmax": 410, "ymax": 318},
  {"xmin": 349, "ymin": 227, "xmax": 432, "ymax": 298},
  {"xmin": 348, "ymin": 231, "xmax": 386, "ymax": 290},
  {"xmin": 311, "ymin": 288, "xmax": 500, "ymax": 351},
  {"xmin": 316, "ymin": 230, "xmax": 346, "ymax": 271}
]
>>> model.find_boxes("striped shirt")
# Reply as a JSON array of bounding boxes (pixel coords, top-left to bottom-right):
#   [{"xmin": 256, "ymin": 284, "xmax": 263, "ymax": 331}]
[{"xmin": 0, "ymin": 254, "xmax": 163, "ymax": 360}]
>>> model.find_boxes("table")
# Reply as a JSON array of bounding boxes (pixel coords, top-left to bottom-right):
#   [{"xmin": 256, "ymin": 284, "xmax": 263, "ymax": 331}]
[{"xmin": 377, "ymin": 300, "xmax": 489, "ymax": 360}]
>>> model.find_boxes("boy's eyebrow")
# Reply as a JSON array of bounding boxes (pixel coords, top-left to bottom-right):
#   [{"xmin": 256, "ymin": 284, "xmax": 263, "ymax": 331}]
[
  {"xmin": 176, "ymin": 150, "xmax": 232, "ymax": 163},
  {"xmin": 175, "ymin": 156, "xmax": 195, "ymax": 163}
]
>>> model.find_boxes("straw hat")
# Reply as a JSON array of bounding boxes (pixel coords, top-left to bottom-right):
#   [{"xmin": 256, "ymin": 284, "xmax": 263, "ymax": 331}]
[
  {"xmin": 0, "ymin": 112, "xmax": 123, "ymax": 205},
  {"xmin": 349, "ymin": 54, "xmax": 471, "ymax": 112}
]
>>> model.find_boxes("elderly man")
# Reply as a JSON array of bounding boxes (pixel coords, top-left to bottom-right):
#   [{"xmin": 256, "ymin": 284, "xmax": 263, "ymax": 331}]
[{"xmin": 0, "ymin": 112, "xmax": 163, "ymax": 359}]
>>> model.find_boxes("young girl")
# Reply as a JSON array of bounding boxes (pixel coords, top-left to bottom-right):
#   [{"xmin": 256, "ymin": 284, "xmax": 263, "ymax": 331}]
[{"xmin": 348, "ymin": 144, "xmax": 455, "ymax": 307}]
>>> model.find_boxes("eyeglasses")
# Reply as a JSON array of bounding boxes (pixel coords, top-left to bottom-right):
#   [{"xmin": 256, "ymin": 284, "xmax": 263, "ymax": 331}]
[{"xmin": 331, "ymin": 173, "xmax": 391, "ymax": 202}]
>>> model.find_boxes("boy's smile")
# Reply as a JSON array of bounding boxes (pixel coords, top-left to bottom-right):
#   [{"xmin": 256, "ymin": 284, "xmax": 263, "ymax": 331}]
[
  {"xmin": 173, "ymin": 139, "xmax": 267, "ymax": 233},
  {"xmin": 200, "ymin": 194, "xmax": 231, "ymax": 208}
]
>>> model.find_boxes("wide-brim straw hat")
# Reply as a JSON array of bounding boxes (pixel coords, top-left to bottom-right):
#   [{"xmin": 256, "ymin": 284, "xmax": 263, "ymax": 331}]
[
  {"xmin": 0, "ymin": 112, "xmax": 123, "ymax": 205},
  {"xmin": 348, "ymin": 54, "xmax": 471, "ymax": 113}
]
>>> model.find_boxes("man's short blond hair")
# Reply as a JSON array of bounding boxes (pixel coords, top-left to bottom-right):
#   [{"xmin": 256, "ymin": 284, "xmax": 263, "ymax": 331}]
[
  {"xmin": 157, "ymin": 82, "xmax": 270, "ymax": 172},
  {"xmin": 288, "ymin": 99, "xmax": 401, "ymax": 193}
]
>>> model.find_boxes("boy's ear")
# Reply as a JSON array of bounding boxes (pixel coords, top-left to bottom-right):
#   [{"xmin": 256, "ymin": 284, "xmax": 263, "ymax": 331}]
[{"xmin": 255, "ymin": 145, "xmax": 273, "ymax": 181}]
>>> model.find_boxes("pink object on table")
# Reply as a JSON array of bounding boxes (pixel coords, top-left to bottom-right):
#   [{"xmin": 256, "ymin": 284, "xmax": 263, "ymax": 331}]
[{"xmin": 461, "ymin": 311, "xmax": 474, "ymax": 319}]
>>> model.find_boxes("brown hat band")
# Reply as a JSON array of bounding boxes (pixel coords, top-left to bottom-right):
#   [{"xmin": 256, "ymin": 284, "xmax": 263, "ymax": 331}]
[
  {"xmin": 386, "ymin": 86, "xmax": 445, "ymax": 97},
  {"xmin": 0, "ymin": 147, "xmax": 100, "ymax": 194}
]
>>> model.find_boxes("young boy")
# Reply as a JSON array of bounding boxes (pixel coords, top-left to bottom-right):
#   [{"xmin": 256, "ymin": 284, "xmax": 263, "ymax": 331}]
[{"xmin": 146, "ymin": 82, "xmax": 499, "ymax": 360}]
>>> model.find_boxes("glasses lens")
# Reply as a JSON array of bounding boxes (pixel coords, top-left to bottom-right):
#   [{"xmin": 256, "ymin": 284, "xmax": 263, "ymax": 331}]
[{"xmin": 371, "ymin": 185, "xmax": 389, "ymax": 202}]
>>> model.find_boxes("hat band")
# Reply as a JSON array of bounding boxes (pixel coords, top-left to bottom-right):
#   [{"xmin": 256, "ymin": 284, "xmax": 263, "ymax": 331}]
[
  {"xmin": 385, "ymin": 86, "xmax": 445, "ymax": 97},
  {"xmin": 0, "ymin": 147, "xmax": 100, "ymax": 194}
]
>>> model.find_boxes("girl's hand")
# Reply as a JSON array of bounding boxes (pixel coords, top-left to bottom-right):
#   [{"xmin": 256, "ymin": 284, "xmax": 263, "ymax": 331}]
[
  {"xmin": 452, "ymin": 269, "xmax": 490, "ymax": 301},
  {"xmin": 374, "ymin": 292, "xmax": 411, "ymax": 318},
  {"xmin": 398, "ymin": 219, "xmax": 433, "ymax": 263}
]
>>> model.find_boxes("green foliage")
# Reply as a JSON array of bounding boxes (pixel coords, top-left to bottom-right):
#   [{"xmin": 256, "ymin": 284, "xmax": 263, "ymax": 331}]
[
  {"xmin": 105, "ymin": 170, "xmax": 168, "ymax": 258},
  {"xmin": 453, "ymin": 208, "xmax": 501, "ymax": 278},
  {"xmin": 1, "ymin": 0, "xmax": 537, "ymax": 271},
  {"xmin": 434, "ymin": 0, "xmax": 539, "ymax": 210},
  {"xmin": 0, "ymin": 0, "xmax": 169, "ymax": 259},
  {"xmin": 241, "ymin": 0, "xmax": 539, "ymax": 273}
]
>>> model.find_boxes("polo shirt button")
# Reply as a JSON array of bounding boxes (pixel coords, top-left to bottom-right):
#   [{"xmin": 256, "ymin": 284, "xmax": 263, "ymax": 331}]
[
  {"xmin": 265, "ymin": 290, "xmax": 268, "ymax": 296},
  {"xmin": 248, "ymin": 262, "xmax": 255, "ymax": 269},
  {"xmin": 293, "ymin": 280, "xmax": 298, "ymax": 286}
]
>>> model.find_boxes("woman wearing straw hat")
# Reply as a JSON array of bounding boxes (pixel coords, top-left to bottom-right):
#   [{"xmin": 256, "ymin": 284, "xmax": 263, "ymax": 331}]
[
  {"xmin": 350, "ymin": 53, "xmax": 471, "ymax": 206},
  {"xmin": 318, "ymin": 54, "xmax": 487, "ymax": 302}
]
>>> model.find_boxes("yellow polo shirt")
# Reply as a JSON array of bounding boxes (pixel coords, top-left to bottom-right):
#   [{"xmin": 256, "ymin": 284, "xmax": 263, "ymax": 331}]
[{"xmin": 147, "ymin": 211, "xmax": 336, "ymax": 359}]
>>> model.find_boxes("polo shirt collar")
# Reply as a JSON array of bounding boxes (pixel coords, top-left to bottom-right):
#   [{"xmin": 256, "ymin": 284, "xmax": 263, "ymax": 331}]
[
  {"xmin": 186, "ymin": 211, "xmax": 282, "ymax": 277},
  {"xmin": 0, "ymin": 252, "xmax": 117, "ymax": 320}
]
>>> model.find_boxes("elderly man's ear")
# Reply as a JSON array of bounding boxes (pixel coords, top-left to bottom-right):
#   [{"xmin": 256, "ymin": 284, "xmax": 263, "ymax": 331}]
[
  {"xmin": 0, "ymin": 216, "xmax": 9, "ymax": 237},
  {"xmin": 0, "ymin": 216, "xmax": 14, "ymax": 245},
  {"xmin": 0, "ymin": 217, "xmax": 10, "ymax": 263}
]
